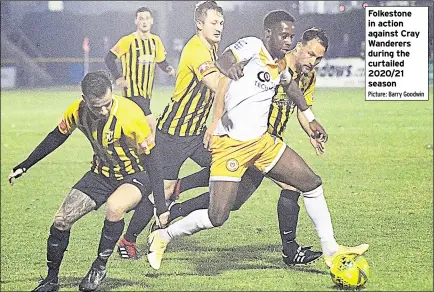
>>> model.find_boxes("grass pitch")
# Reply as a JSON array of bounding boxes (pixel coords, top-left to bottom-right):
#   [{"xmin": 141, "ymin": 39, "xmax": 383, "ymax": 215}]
[{"xmin": 1, "ymin": 87, "xmax": 432, "ymax": 291}]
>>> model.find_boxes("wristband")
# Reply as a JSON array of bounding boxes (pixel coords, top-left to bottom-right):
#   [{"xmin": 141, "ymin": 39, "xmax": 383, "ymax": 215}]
[{"xmin": 302, "ymin": 108, "xmax": 316, "ymax": 123}]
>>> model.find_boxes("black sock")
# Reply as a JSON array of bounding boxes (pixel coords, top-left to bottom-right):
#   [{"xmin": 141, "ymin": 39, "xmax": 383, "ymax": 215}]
[
  {"xmin": 124, "ymin": 198, "xmax": 154, "ymax": 243},
  {"xmin": 277, "ymin": 190, "xmax": 301, "ymax": 255},
  {"xmin": 169, "ymin": 192, "xmax": 210, "ymax": 222},
  {"xmin": 46, "ymin": 224, "xmax": 70, "ymax": 279},
  {"xmin": 93, "ymin": 219, "xmax": 125, "ymax": 267},
  {"xmin": 179, "ymin": 168, "xmax": 210, "ymax": 193}
]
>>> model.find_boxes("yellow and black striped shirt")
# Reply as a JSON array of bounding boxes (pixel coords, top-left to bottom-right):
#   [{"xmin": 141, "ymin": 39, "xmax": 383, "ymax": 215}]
[
  {"xmin": 58, "ymin": 96, "xmax": 155, "ymax": 180},
  {"xmin": 268, "ymin": 67, "xmax": 316, "ymax": 140},
  {"xmin": 157, "ymin": 35, "xmax": 218, "ymax": 136},
  {"xmin": 111, "ymin": 33, "xmax": 167, "ymax": 99}
]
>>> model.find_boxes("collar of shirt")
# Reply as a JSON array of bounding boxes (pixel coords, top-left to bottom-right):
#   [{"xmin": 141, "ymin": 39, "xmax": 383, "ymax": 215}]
[{"xmin": 194, "ymin": 35, "xmax": 217, "ymax": 53}]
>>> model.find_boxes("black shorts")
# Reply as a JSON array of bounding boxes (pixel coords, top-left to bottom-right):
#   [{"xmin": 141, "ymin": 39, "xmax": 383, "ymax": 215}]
[
  {"xmin": 155, "ymin": 129, "xmax": 211, "ymax": 180},
  {"xmin": 72, "ymin": 171, "xmax": 152, "ymax": 210},
  {"xmin": 130, "ymin": 96, "xmax": 152, "ymax": 116}
]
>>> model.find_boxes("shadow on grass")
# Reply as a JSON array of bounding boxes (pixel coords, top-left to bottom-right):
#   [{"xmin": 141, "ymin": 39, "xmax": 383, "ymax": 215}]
[
  {"xmin": 60, "ymin": 276, "xmax": 147, "ymax": 291},
  {"xmin": 144, "ymin": 237, "xmax": 328, "ymax": 277},
  {"xmin": 329, "ymin": 284, "xmax": 367, "ymax": 291}
]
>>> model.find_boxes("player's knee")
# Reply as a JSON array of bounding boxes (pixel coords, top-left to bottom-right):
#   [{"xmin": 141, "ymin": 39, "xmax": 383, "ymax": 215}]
[
  {"xmin": 208, "ymin": 209, "xmax": 229, "ymax": 227},
  {"xmin": 106, "ymin": 200, "xmax": 126, "ymax": 221},
  {"xmin": 53, "ymin": 216, "xmax": 72, "ymax": 231},
  {"xmin": 300, "ymin": 174, "xmax": 322, "ymax": 193},
  {"xmin": 310, "ymin": 174, "xmax": 322, "ymax": 190}
]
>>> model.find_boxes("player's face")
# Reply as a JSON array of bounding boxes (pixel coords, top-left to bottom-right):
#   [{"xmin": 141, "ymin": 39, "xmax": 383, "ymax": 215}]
[
  {"xmin": 269, "ymin": 21, "xmax": 295, "ymax": 59},
  {"xmin": 135, "ymin": 11, "xmax": 153, "ymax": 33},
  {"xmin": 296, "ymin": 39, "xmax": 326, "ymax": 74},
  {"xmin": 84, "ymin": 88, "xmax": 113, "ymax": 119},
  {"xmin": 198, "ymin": 9, "xmax": 224, "ymax": 44}
]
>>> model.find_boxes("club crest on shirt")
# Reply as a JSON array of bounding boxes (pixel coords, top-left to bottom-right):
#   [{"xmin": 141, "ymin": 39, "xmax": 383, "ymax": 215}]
[
  {"xmin": 105, "ymin": 130, "xmax": 114, "ymax": 144},
  {"xmin": 226, "ymin": 158, "xmax": 239, "ymax": 172},
  {"xmin": 198, "ymin": 62, "xmax": 213, "ymax": 75}
]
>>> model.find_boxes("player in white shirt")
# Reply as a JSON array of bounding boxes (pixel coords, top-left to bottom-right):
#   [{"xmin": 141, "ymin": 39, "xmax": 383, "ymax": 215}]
[{"xmin": 147, "ymin": 11, "xmax": 369, "ymax": 270}]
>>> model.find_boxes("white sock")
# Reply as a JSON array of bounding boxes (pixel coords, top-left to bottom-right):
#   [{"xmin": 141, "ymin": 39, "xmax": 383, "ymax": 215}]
[
  {"xmin": 159, "ymin": 209, "xmax": 214, "ymax": 242},
  {"xmin": 302, "ymin": 185, "xmax": 338, "ymax": 256}
]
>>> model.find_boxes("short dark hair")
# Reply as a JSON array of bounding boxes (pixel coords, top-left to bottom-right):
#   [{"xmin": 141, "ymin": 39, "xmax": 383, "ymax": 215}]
[
  {"xmin": 136, "ymin": 7, "xmax": 152, "ymax": 18},
  {"xmin": 263, "ymin": 10, "xmax": 295, "ymax": 30},
  {"xmin": 194, "ymin": 1, "xmax": 223, "ymax": 24},
  {"xmin": 81, "ymin": 71, "xmax": 112, "ymax": 101},
  {"xmin": 300, "ymin": 27, "xmax": 329, "ymax": 52}
]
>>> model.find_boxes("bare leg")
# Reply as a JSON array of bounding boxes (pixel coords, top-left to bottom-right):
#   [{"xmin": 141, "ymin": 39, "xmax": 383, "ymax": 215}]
[
  {"xmin": 94, "ymin": 183, "xmax": 142, "ymax": 266},
  {"xmin": 266, "ymin": 146, "xmax": 321, "ymax": 192},
  {"xmin": 161, "ymin": 180, "xmax": 239, "ymax": 241},
  {"xmin": 208, "ymin": 181, "xmax": 239, "ymax": 227},
  {"xmin": 267, "ymin": 146, "xmax": 338, "ymax": 256},
  {"xmin": 46, "ymin": 189, "xmax": 96, "ymax": 280},
  {"xmin": 231, "ymin": 167, "xmax": 264, "ymax": 211},
  {"xmin": 80, "ymin": 183, "xmax": 144, "ymax": 291}
]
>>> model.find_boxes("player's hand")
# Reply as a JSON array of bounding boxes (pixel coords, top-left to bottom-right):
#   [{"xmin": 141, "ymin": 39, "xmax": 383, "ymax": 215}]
[
  {"xmin": 308, "ymin": 120, "xmax": 328, "ymax": 143},
  {"xmin": 166, "ymin": 66, "xmax": 176, "ymax": 76},
  {"xmin": 8, "ymin": 166, "xmax": 26, "ymax": 186},
  {"xmin": 115, "ymin": 77, "xmax": 129, "ymax": 88},
  {"xmin": 203, "ymin": 121, "xmax": 218, "ymax": 151},
  {"xmin": 227, "ymin": 62, "xmax": 245, "ymax": 81},
  {"xmin": 156, "ymin": 211, "xmax": 170, "ymax": 228},
  {"xmin": 310, "ymin": 137, "xmax": 325, "ymax": 155}
]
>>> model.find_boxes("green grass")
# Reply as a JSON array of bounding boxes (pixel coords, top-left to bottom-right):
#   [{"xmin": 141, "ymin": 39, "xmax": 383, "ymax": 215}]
[{"xmin": 1, "ymin": 87, "xmax": 433, "ymax": 291}]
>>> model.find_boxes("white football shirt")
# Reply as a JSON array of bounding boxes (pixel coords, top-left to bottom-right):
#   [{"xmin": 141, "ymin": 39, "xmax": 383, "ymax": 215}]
[{"xmin": 214, "ymin": 37, "xmax": 292, "ymax": 141}]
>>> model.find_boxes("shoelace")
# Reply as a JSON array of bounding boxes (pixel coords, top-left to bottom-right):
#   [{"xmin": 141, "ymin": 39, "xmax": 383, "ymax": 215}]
[
  {"xmin": 292, "ymin": 246, "xmax": 316, "ymax": 262},
  {"xmin": 299, "ymin": 246, "xmax": 313, "ymax": 252}
]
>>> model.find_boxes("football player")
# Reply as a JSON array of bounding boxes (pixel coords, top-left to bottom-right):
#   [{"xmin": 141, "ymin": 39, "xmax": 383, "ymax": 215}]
[
  {"xmin": 8, "ymin": 71, "xmax": 168, "ymax": 292},
  {"xmin": 146, "ymin": 11, "xmax": 369, "ymax": 270},
  {"xmin": 105, "ymin": 6, "xmax": 175, "ymax": 137}
]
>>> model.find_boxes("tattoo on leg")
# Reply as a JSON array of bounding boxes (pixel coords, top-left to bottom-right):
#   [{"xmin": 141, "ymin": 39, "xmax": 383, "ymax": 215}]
[{"xmin": 53, "ymin": 189, "xmax": 96, "ymax": 230}]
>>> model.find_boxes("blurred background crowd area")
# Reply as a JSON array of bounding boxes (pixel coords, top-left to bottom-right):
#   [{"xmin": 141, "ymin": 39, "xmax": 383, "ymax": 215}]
[{"xmin": 1, "ymin": 1, "xmax": 433, "ymax": 88}]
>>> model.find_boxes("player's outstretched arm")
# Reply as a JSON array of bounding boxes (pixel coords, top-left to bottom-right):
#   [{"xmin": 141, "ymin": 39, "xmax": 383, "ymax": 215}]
[
  {"xmin": 297, "ymin": 108, "xmax": 325, "ymax": 155},
  {"xmin": 216, "ymin": 50, "xmax": 246, "ymax": 81},
  {"xmin": 201, "ymin": 49, "xmax": 243, "ymax": 93},
  {"xmin": 8, "ymin": 127, "xmax": 69, "ymax": 185},
  {"xmin": 283, "ymin": 79, "xmax": 309, "ymax": 112},
  {"xmin": 203, "ymin": 75, "xmax": 230, "ymax": 150},
  {"xmin": 283, "ymin": 80, "xmax": 328, "ymax": 142}
]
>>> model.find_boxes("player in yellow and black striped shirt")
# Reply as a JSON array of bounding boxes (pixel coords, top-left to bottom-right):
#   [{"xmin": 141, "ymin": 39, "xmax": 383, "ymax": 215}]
[
  {"xmin": 117, "ymin": 1, "xmax": 242, "ymax": 258},
  {"xmin": 105, "ymin": 7, "xmax": 175, "ymax": 135},
  {"xmin": 8, "ymin": 72, "xmax": 168, "ymax": 291},
  {"xmin": 268, "ymin": 67, "xmax": 316, "ymax": 140},
  {"xmin": 156, "ymin": 1, "xmax": 224, "ymax": 186}
]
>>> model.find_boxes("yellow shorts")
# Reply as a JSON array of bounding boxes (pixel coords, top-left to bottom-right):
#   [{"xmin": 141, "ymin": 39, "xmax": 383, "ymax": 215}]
[{"xmin": 210, "ymin": 133, "xmax": 286, "ymax": 182}]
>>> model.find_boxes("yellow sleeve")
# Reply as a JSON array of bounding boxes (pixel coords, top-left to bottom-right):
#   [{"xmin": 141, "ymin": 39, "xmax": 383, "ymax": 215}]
[
  {"xmin": 126, "ymin": 105, "xmax": 155, "ymax": 154},
  {"xmin": 110, "ymin": 35, "xmax": 133, "ymax": 58},
  {"xmin": 304, "ymin": 71, "xmax": 317, "ymax": 106},
  {"xmin": 58, "ymin": 99, "xmax": 81, "ymax": 135},
  {"xmin": 186, "ymin": 44, "xmax": 218, "ymax": 81},
  {"xmin": 155, "ymin": 36, "xmax": 167, "ymax": 63}
]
